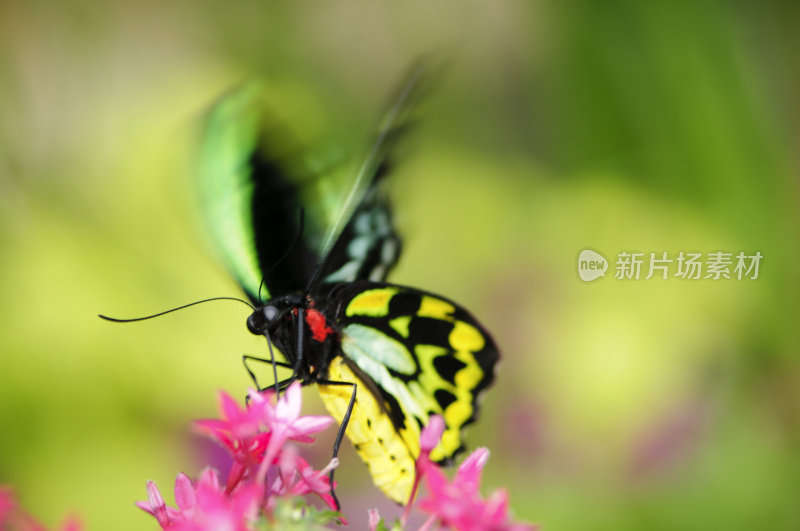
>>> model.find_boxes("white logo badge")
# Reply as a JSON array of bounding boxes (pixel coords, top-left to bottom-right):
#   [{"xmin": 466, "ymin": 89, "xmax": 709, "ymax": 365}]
[{"xmin": 578, "ymin": 249, "xmax": 608, "ymax": 282}]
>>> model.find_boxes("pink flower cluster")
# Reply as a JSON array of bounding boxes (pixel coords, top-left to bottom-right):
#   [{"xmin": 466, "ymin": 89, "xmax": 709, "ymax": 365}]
[
  {"xmin": 136, "ymin": 383, "xmax": 536, "ymax": 530},
  {"xmin": 384, "ymin": 416, "xmax": 537, "ymax": 531},
  {"xmin": 136, "ymin": 382, "xmax": 338, "ymax": 529},
  {"xmin": 2, "ymin": 383, "xmax": 535, "ymax": 530}
]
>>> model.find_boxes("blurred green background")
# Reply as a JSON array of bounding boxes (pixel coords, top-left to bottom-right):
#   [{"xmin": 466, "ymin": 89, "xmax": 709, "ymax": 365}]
[{"xmin": 2, "ymin": 1, "xmax": 799, "ymax": 529}]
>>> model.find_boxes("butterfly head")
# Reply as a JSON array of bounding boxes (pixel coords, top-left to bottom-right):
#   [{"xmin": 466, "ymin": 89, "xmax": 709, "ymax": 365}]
[{"xmin": 246, "ymin": 294, "xmax": 302, "ymax": 336}]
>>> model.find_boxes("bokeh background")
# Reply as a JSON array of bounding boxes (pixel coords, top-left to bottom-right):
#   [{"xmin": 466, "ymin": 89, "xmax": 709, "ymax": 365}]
[{"xmin": 2, "ymin": 1, "xmax": 799, "ymax": 529}]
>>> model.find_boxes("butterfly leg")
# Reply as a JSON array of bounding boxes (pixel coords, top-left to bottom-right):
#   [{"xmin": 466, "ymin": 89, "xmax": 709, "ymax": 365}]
[
  {"xmin": 246, "ymin": 327, "xmax": 292, "ymax": 396},
  {"xmin": 293, "ymin": 307, "xmax": 306, "ymax": 377},
  {"xmin": 242, "ymin": 354, "xmax": 294, "ymax": 391},
  {"xmin": 315, "ymin": 377, "xmax": 358, "ymax": 512}
]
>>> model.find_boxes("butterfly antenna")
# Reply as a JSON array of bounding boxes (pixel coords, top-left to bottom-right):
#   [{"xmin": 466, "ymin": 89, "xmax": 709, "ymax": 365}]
[
  {"xmin": 257, "ymin": 208, "xmax": 306, "ymax": 304},
  {"xmin": 98, "ymin": 296, "xmax": 254, "ymax": 323},
  {"xmin": 256, "ymin": 278, "xmax": 266, "ymax": 306}
]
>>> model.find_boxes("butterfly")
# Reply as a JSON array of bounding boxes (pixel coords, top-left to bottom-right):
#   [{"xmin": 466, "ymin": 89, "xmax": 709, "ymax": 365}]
[{"xmin": 195, "ymin": 63, "xmax": 499, "ymax": 505}]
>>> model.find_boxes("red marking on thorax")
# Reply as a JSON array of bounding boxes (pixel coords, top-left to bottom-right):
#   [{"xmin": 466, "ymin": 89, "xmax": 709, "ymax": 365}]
[{"xmin": 305, "ymin": 308, "xmax": 334, "ymax": 342}]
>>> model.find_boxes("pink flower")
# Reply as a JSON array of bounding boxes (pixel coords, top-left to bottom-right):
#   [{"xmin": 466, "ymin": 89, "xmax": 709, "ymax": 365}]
[
  {"xmin": 402, "ymin": 415, "xmax": 446, "ymax": 525},
  {"xmin": 255, "ymin": 382, "xmax": 334, "ymax": 482},
  {"xmin": 407, "ymin": 421, "xmax": 536, "ymax": 531},
  {"xmin": 136, "ymin": 468, "xmax": 262, "ymax": 531},
  {"xmin": 194, "ymin": 384, "xmax": 333, "ymax": 493},
  {"xmin": 139, "ymin": 385, "xmax": 339, "ymax": 529},
  {"xmin": 417, "ymin": 448, "xmax": 537, "ymax": 531},
  {"xmin": 415, "ymin": 415, "xmax": 446, "ymax": 484},
  {"xmin": 419, "ymin": 415, "xmax": 446, "ymax": 454},
  {"xmin": 368, "ymin": 508, "xmax": 382, "ymax": 531},
  {"xmin": 136, "ymin": 479, "xmax": 181, "ymax": 528},
  {"xmin": 271, "ymin": 445, "xmax": 338, "ymax": 511},
  {"xmin": 186, "ymin": 469, "xmax": 262, "ymax": 531},
  {"xmin": 417, "ymin": 444, "xmax": 536, "ymax": 531},
  {"xmin": 194, "ymin": 390, "xmax": 272, "ymax": 492},
  {"xmin": 262, "ymin": 382, "xmax": 334, "ymax": 448}
]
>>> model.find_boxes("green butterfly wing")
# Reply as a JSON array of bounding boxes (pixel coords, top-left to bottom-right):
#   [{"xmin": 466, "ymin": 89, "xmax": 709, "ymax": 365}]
[
  {"xmin": 196, "ymin": 67, "xmax": 424, "ymax": 302},
  {"xmin": 196, "ymin": 79, "xmax": 344, "ymax": 300}
]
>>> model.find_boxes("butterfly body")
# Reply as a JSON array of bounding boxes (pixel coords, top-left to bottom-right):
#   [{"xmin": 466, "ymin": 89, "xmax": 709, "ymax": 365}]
[
  {"xmin": 200, "ymin": 65, "xmax": 499, "ymax": 504},
  {"xmin": 245, "ymin": 286, "xmax": 361, "ymax": 386}
]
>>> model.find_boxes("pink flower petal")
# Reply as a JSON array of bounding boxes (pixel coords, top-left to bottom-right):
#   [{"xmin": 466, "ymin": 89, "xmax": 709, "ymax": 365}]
[
  {"xmin": 229, "ymin": 483, "xmax": 264, "ymax": 524},
  {"xmin": 483, "ymin": 488, "xmax": 510, "ymax": 525},
  {"xmin": 142, "ymin": 481, "xmax": 171, "ymax": 527},
  {"xmin": 420, "ymin": 415, "xmax": 445, "ymax": 452},
  {"xmin": 174, "ymin": 473, "xmax": 197, "ymax": 514},
  {"xmin": 276, "ymin": 382, "xmax": 302, "ymax": 423},
  {"xmin": 198, "ymin": 467, "xmax": 222, "ymax": 493},
  {"xmin": 368, "ymin": 508, "xmax": 381, "ymax": 531},
  {"xmin": 219, "ymin": 392, "xmax": 242, "ymax": 421},
  {"xmin": 289, "ymin": 415, "xmax": 336, "ymax": 437},
  {"xmin": 409, "ymin": 414, "xmax": 449, "ymax": 513},
  {"xmin": 225, "ymin": 461, "xmax": 248, "ymax": 494},
  {"xmin": 454, "ymin": 447, "xmax": 489, "ymax": 495}
]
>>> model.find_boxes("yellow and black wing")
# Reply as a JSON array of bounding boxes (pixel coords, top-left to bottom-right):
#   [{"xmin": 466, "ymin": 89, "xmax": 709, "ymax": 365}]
[{"xmin": 317, "ymin": 281, "xmax": 499, "ymax": 503}]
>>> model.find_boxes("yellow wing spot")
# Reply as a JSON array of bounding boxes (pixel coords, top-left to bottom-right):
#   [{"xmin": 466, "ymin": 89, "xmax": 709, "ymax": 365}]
[
  {"xmin": 431, "ymin": 428, "xmax": 462, "ymax": 461},
  {"xmin": 429, "ymin": 446, "xmax": 445, "ymax": 462},
  {"xmin": 346, "ymin": 288, "xmax": 398, "ymax": 317},
  {"xmin": 418, "ymin": 296, "xmax": 455, "ymax": 321},
  {"xmin": 444, "ymin": 400, "xmax": 473, "ymax": 428},
  {"xmin": 317, "ymin": 357, "xmax": 417, "ymax": 504},
  {"xmin": 454, "ymin": 360, "xmax": 484, "ymax": 389},
  {"xmin": 449, "ymin": 320, "xmax": 485, "ymax": 352},
  {"xmin": 389, "ymin": 316, "xmax": 412, "ymax": 338},
  {"xmin": 415, "ymin": 344, "xmax": 449, "ymax": 360}
]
